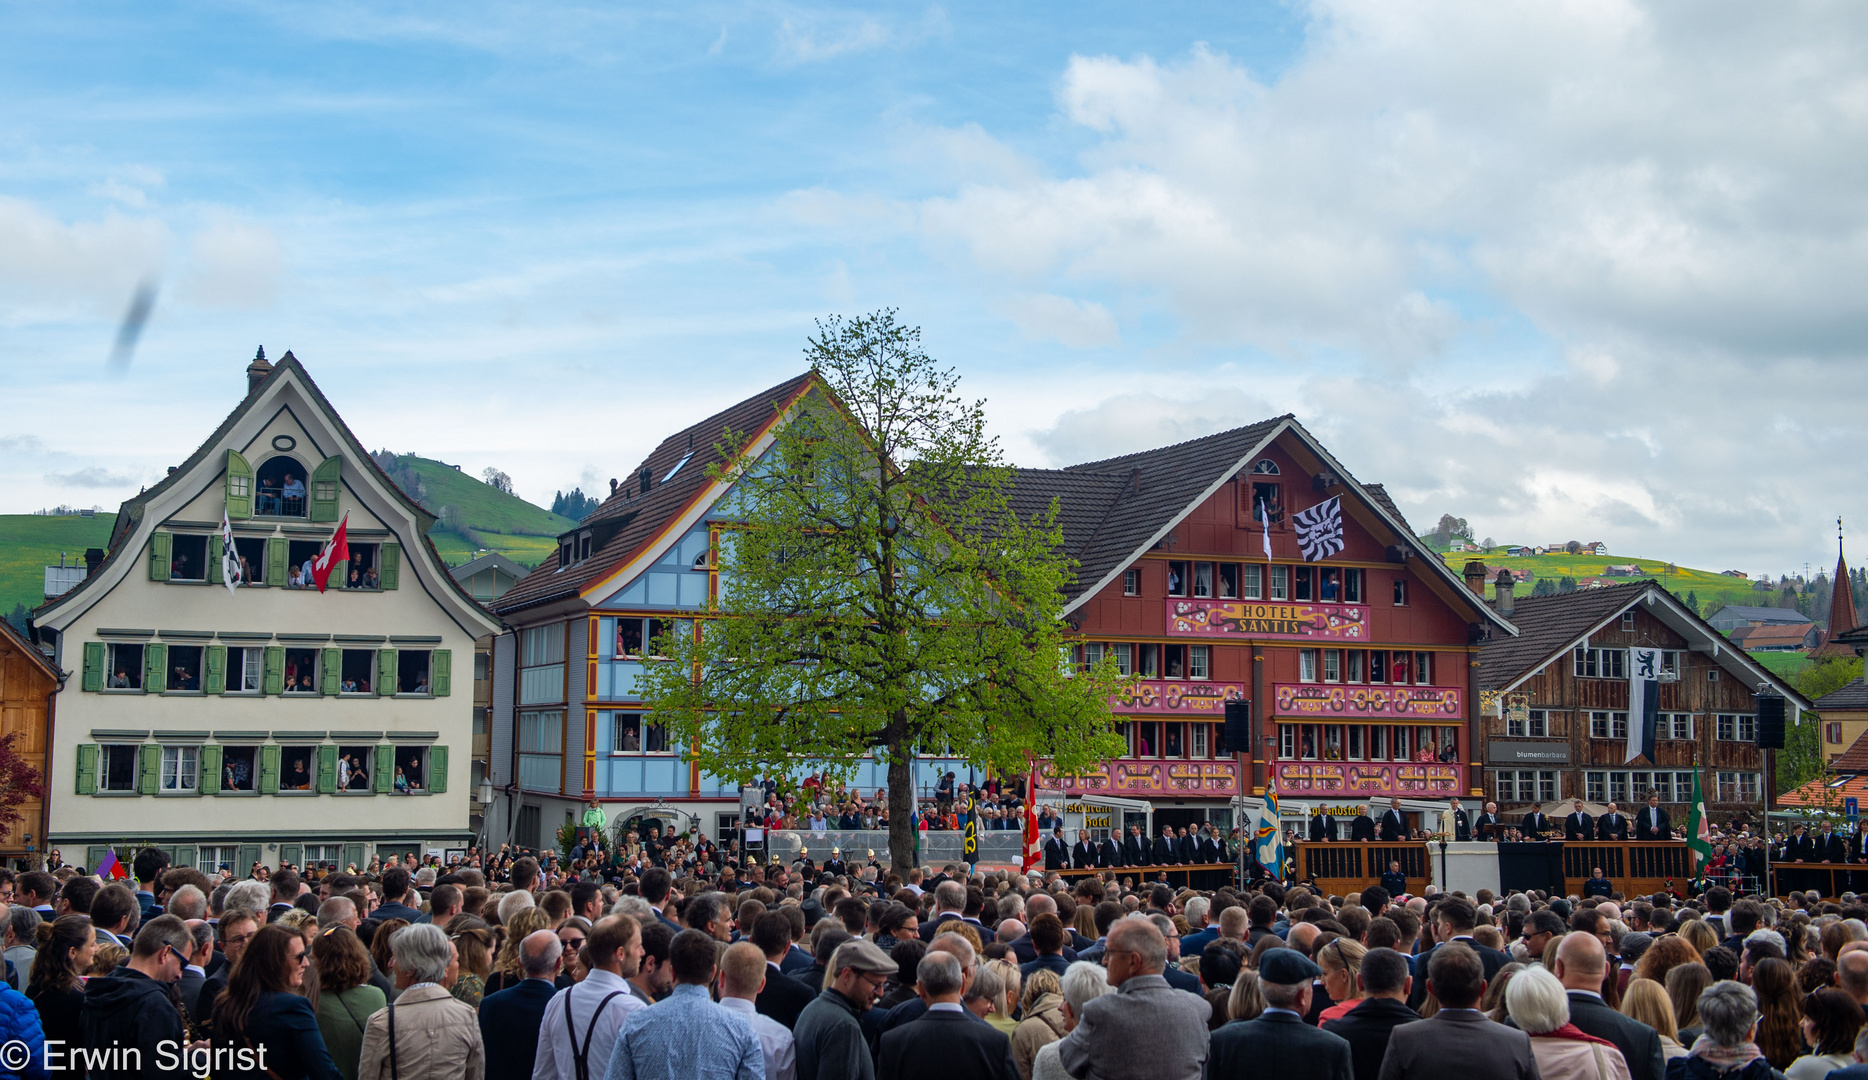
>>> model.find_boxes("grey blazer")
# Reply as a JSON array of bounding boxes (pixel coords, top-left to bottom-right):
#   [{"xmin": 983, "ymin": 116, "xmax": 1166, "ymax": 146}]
[
  {"xmin": 1056, "ymin": 974, "xmax": 1211, "ymax": 1080},
  {"xmin": 1376, "ymin": 1010, "xmax": 1539, "ymax": 1080}
]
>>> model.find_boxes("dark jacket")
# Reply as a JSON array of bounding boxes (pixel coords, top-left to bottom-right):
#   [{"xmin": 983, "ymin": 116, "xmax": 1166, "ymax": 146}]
[
  {"xmin": 1322, "ymin": 997, "xmax": 1420, "ymax": 1080},
  {"xmin": 1568, "ymin": 990, "xmax": 1666, "ymax": 1080},
  {"xmin": 1152, "ymin": 835, "xmax": 1178, "ymax": 865},
  {"xmin": 1123, "ymin": 834, "xmax": 1147, "ymax": 865},
  {"xmin": 81, "ymin": 966, "xmax": 189, "ymax": 1080},
  {"xmin": 1408, "ymin": 939, "xmax": 1510, "ymax": 1010},
  {"xmin": 1596, "ymin": 813, "xmax": 1629, "ymax": 841},
  {"xmin": 794, "ymin": 987, "xmax": 876, "ymax": 1080},
  {"xmin": 211, "ymin": 990, "xmax": 343, "ymax": 1080},
  {"xmin": 1043, "ymin": 837, "xmax": 1069, "ymax": 871},
  {"xmin": 1349, "ymin": 815, "xmax": 1376, "ymax": 842},
  {"xmin": 27, "ymin": 985, "xmax": 83, "ymax": 1064},
  {"xmin": 1019, "ymin": 954, "xmax": 1071, "ymax": 981},
  {"xmin": 1522, "ymin": 812, "xmax": 1551, "ymax": 839},
  {"xmin": 1566, "ymin": 812, "xmax": 1594, "ymax": 840},
  {"xmin": 1379, "ymin": 1011, "xmax": 1538, "ymax": 1080},
  {"xmin": 371, "ymin": 901, "xmax": 425, "ymax": 925},
  {"xmin": 878, "ymin": 1008, "xmax": 1017, "ymax": 1080},
  {"xmin": 477, "ymin": 977, "xmax": 556, "ymax": 1080},
  {"xmin": 1635, "ymin": 805, "xmax": 1672, "ymax": 842},
  {"xmin": 1667, "ymin": 1056, "xmax": 1787, "ymax": 1080},
  {"xmin": 1473, "ymin": 812, "xmax": 1502, "ymax": 840},
  {"xmin": 1071, "ymin": 842, "xmax": 1096, "ymax": 869},
  {"xmin": 1378, "ymin": 810, "xmax": 1408, "ymax": 841},
  {"xmin": 1097, "ymin": 839, "xmax": 1123, "ymax": 867},
  {"xmin": 1210, "ymin": 1011, "xmax": 1352, "ymax": 1080},
  {"xmin": 756, "ymin": 964, "xmax": 817, "ymax": 1030}
]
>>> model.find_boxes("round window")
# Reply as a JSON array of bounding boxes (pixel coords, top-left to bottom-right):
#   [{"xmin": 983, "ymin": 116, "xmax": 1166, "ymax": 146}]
[{"xmin": 272, "ymin": 435, "xmax": 297, "ymax": 451}]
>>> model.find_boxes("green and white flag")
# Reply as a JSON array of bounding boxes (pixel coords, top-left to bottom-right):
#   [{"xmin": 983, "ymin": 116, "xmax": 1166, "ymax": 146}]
[{"xmin": 1687, "ymin": 767, "xmax": 1713, "ymax": 870}]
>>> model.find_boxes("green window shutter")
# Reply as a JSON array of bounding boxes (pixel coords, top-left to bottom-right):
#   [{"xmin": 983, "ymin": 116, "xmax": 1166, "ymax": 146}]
[
  {"xmin": 172, "ymin": 844, "xmax": 197, "ymax": 870},
  {"xmin": 317, "ymin": 745, "xmax": 337, "ymax": 794},
  {"xmin": 199, "ymin": 746, "xmax": 221, "ymax": 794},
  {"xmin": 280, "ymin": 843, "xmax": 302, "ymax": 868},
  {"xmin": 238, "ymin": 844, "xmax": 261, "ymax": 875},
  {"xmin": 378, "ymin": 649, "xmax": 398, "ymax": 696},
  {"xmin": 321, "ymin": 648, "xmax": 340, "ymax": 696},
  {"xmin": 310, "ymin": 457, "xmax": 342, "ymax": 522},
  {"xmin": 87, "ymin": 847, "xmax": 111, "ymax": 872},
  {"xmin": 225, "ymin": 450, "xmax": 254, "ymax": 519},
  {"xmin": 148, "ymin": 532, "xmax": 171, "ymax": 581},
  {"xmin": 428, "ymin": 746, "xmax": 449, "ymax": 794},
  {"xmin": 208, "ymin": 534, "xmax": 224, "ymax": 585},
  {"xmin": 258, "ymin": 744, "xmax": 281, "ymax": 794},
  {"xmin": 342, "ymin": 843, "xmax": 365, "ymax": 871},
  {"xmin": 75, "ymin": 744, "xmax": 98, "ymax": 794},
  {"xmin": 373, "ymin": 746, "xmax": 393, "ymax": 793},
  {"xmin": 144, "ymin": 642, "xmax": 167, "ymax": 694},
  {"xmin": 431, "ymin": 650, "xmax": 451, "ymax": 697},
  {"xmin": 82, "ymin": 642, "xmax": 104, "ymax": 692},
  {"xmin": 333, "ymin": 559, "xmax": 348, "ymax": 589},
  {"xmin": 204, "ymin": 645, "xmax": 227, "ymax": 695},
  {"xmin": 264, "ymin": 647, "xmax": 284, "ymax": 695},
  {"xmin": 380, "ymin": 543, "xmax": 400, "ymax": 590},
  {"xmin": 139, "ymin": 744, "xmax": 160, "ymax": 795},
  {"xmin": 267, "ymin": 538, "xmax": 286, "ymax": 588}
]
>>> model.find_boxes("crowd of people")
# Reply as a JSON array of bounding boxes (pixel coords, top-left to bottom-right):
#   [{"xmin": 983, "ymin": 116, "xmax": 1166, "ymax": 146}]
[{"xmin": 10, "ymin": 812, "xmax": 1868, "ymax": 1080}]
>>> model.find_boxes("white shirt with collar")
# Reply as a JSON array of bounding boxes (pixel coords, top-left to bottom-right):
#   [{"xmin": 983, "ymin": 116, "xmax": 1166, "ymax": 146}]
[
  {"xmin": 721, "ymin": 996, "xmax": 796, "ymax": 1080},
  {"xmin": 533, "ymin": 967, "xmax": 645, "ymax": 1080},
  {"xmin": 927, "ymin": 1001, "xmax": 966, "ymax": 1014}
]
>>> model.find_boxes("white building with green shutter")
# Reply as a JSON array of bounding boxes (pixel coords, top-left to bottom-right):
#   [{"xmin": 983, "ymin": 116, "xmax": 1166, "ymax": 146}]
[{"xmin": 33, "ymin": 350, "xmax": 502, "ymax": 874}]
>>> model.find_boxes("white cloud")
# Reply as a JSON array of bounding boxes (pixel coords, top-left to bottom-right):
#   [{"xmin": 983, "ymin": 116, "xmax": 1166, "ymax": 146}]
[
  {"xmin": 998, "ymin": 293, "xmax": 1120, "ymax": 349},
  {"xmin": 44, "ymin": 466, "xmax": 138, "ymax": 488},
  {"xmin": 1030, "ymin": 388, "xmax": 1280, "ymax": 466},
  {"xmin": 0, "ymin": 197, "xmax": 170, "ymax": 319},
  {"xmin": 180, "ymin": 216, "xmax": 284, "ymax": 310}
]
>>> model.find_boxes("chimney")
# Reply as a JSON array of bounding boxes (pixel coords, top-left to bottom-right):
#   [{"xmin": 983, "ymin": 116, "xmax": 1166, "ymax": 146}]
[
  {"xmin": 609, "ymin": 478, "xmax": 618, "ymax": 497},
  {"xmin": 639, "ymin": 467, "xmax": 652, "ymax": 496},
  {"xmin": 1462, "ymin": 560, "xmax": 1486, "ymax": 596},
  {"xmin": 84, "ymin": 548, "xmax": 104, "ymax": 576},
  {"xmin": 1129, "ymin": 467, "xmax": 1143, "ymax": 496},
  {"xmin": 245, "ymin": 346, "xmax": 272, "ymax": 395},
  {"xmin": 1494, "ymin": 569, "xmax": 1516, "ymax": 617}
]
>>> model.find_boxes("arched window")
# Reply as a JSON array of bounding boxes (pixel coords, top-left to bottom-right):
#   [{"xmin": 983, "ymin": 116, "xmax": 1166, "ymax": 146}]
[{"xmin": 255, "ymin": 456, "xmax": 308, "ymax": 517}]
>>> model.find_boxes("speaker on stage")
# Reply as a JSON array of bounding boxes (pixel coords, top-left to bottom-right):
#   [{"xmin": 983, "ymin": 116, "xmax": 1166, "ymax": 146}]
[
  {"xmin": 1224, "ymin": 700, "xmax": 1251, "ymax": 752},
  {"xmin": 1757, "ymin": 695, "xmax": 1787, "ymax": 750}
]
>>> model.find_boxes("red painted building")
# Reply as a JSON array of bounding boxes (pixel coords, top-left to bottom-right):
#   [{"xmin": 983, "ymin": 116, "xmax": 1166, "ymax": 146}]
[{"xmin": 1009, "ymin": 417, "xmax": 1514, "ymax": 827}]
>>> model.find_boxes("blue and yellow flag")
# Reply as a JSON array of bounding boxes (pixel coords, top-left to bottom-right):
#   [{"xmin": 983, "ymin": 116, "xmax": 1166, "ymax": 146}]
[
  {"xmin": 963, "ymin": 787, "xmax": 979, "ymax": 867},
  {"xmin": 1256, "ymin": 789, "xmax": 1285, "ymax": 880}
]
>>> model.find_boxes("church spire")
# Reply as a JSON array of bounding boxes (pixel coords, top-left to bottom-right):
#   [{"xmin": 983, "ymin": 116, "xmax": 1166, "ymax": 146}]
[{"xmin": 1813, "ymin": 516, "xmax": 1860, "ymax": 658}]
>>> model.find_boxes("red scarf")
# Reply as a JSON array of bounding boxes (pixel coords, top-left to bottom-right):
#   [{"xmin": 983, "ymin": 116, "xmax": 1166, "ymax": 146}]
[{"xmin": 1536, "ymin": 1023, "xmax": 1619, "ymax": 1048}]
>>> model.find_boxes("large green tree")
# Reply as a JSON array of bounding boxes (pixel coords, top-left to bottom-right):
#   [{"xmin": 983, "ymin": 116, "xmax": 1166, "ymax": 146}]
[{"xmin": 638, "ymin": 311, "xmax": 1123, "ymax": 872}]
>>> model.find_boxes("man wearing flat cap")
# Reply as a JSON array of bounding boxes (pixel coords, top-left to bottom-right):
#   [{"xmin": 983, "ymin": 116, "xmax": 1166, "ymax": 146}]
[
  {"xmin": 1208, "ymin": 948, "xmax": 1354, "ymax": 1080},
  {"xmin": 793, "ymin": 938, "xmax": 897, "ymax": 1080}
]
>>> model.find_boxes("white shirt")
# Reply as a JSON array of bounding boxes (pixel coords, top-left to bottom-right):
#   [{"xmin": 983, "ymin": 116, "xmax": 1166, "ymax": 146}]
[
  {"xmin": 720, "ymin": 996, "xmax": 795, "ymax": 1080},
  {"xmin": 533, "ymin": 968, "xmax": 645, "ymax": 1080}
]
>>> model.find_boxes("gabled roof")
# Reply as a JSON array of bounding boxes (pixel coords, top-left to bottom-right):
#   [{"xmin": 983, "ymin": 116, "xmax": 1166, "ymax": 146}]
[
  {"xmin": 37, "ymin": 353, "xmax": 501, "ymax": 636},
  {"xmin": 0, "ymin": 617, "xmax": 60, "ymax": 683},
  {"xmin": 492, "ymin": 372, "xmax": 816, "ymax": 616},
  {"xmin": 1477, "ymin": 579, "xmax": 1814, "ymax": 710},
  {"xmin": 1711, "ymin": 605, "xmax": 1811, "ymax": 625},
  {"xmin": 1816, "ymin": 678, "xmax": 1868, "ymax": 712},
  {"xmin": 449, "ymin": 551, "xmax": 530, "ymax": 583},
  {"xmin": 1778, "ymin": 771, "xmax": 1867, "ymax": 808},
  {"xmin": 1831, "ymin": 724, "xmax": 1868, "ymax": 772},
  {"xmin": 1003, "ymin": 416, "xmax": 1504, "ymax": 630},
  {"xmin": 1731, "ymin": 623, "xmax": 1816, "ymax": 649}
]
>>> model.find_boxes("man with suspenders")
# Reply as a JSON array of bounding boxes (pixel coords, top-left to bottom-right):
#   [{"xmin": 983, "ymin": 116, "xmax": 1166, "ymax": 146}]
[{"xmin": 535, "ymin": 915, "xmax": 646, "ymax": 1080}]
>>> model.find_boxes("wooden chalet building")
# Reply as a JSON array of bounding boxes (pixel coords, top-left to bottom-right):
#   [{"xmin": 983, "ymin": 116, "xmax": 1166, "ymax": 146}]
[
  {"xmin": 0, "ymin": 619, "xmax": 56, "ymax": 869},
  {"xmin": 1476, "ymin": 578, "xmax": 1810, "ymax": 819},
  {"xmin": 1006, "ymin": 418, "xmax": 1515, "ymax": 834}
]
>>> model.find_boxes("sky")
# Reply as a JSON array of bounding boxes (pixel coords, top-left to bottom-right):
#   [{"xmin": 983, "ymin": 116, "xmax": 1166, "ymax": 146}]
[{"xmin": 3, "ymin": 0, "xmax": 1867, "ymax": 579}]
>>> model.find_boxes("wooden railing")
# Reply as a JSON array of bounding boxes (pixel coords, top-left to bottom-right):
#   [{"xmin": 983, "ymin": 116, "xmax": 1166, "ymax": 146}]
[
  {"xmin": 1294, "ymin": 841, "xmax": 1431, "ymax": 897},
  {"xmin": 1555, "ymin": 841, "xmax": 1692, "ymax": 898}
]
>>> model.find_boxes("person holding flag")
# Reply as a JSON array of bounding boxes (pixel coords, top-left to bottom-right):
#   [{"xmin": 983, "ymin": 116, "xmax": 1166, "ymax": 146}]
[
  {"xmin": 309, "ymin": 510, "xmax": 350, "ymax": 593},
  {"xmin": 220, "ymin": 508, "xmax": 243, "ymax": 595},
  {"xmin": 95, "ymin": 847, "xmax": 128, "ymax": 881}
]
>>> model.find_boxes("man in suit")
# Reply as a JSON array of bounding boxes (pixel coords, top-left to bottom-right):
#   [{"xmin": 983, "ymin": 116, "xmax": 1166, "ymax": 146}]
[
  {"xmin": 917, "ymin": 881, "xmax": 983, "ymax": 942},
  {"xmin": 1055, "ymin": 919, "xmax": 1211, "ymax": 1080},
  {"xmin": 1439, "ymin": 798, "xmax": 1471, "ymax": 843},
  {"xmin": 1407, "ymin": 897, "xmax": 1510, "ymax": 1010},
  {"xmin": 1097, "ymin": 832, "xmax": 1123, "ymax": 868},
  {"xmin": 1817, "ymin": 821, "xmax": 1849, "ymax": 863},
  {"xmin": 1552, "ymin": 931, "xmax": 1665, "ymax": 1080},
  {"xmin": 1634, "ymin": 791, "xmax": 1671, "ymax": 842},
  {"xmin": 1349, "ymin": 806, "xmax": 1377, "ymax": 842},
  {"xmin": 1595, "ymin": 801, "xmax": 1629, "ymax": 841},
  {"xmin": 878, "ymin": 951, "xmax": 1017, "ymax": 1080},
  {"xmin": 1123, "ymin": 825, "xmax": 1148, "ymax": 867},
  {"xmin": 1784, "ymin": 823, "xmax": 1815, "ymax": 863},
  {"xmin": 1177, "ymin": 827, "xmax": 1199, "ymax": 867},
  {"xmin": 1310, "ymin": 809, "xmax": 1340, "ymax": 842},
  {"xmin": 1070, "ymin": 830, "xmax": 1096, "ymax": 870},
  {"xmin": 1152, "ymin": 825, "xmax": 1179, "ymax": 866},
  {"xmin": 1043, "ymin": 827, "xmax": 1070, "ymax": 872},
  {"xmin": 752, "ymin": 911, "xmax": 816, "ymax": 1029},
  {"xmin": 1323, "ymin": 948, "xmax": 1420, "ymax": 1080},
  {"xmin": 1378, "ymin": 944, "xmax": 1538, "ymax": 1080},
  {"xmin": 1472, "ymin": 801, "xmax": 1503, "ymax": 841},
  {"xmin": 1209, "ymin": 948, "xmax": 1353, "ymax": 1080},
  {"xmin": 479, "ymin": 929, "xmax": 562, "ymax": 1080},
  {"xmin": 1564, "ymin": 799, "xmax": 1593, "ymax": 840},
  {"xmin": 1378, "ymin": 799, "xmax": 1408, "ymax": 842},
  {"xmin": 1521, "ymin": 806, "xmax": 1552, "ymax": 840}
]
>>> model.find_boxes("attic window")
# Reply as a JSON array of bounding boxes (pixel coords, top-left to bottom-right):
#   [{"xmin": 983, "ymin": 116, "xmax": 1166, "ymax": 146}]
[
  {"xmin": 578, "ymin": 533, "xmax": 593, "ymax": 562},
  {"xmin": 663, "ymin": 451, "xmax": 694, "ymax": 483},
  {"xmin": 1251, "ymin": 459, "xmax": 1280, "ymax": 475}
]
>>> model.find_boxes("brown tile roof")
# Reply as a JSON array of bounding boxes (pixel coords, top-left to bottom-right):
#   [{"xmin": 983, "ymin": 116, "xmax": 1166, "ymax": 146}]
[
  {"xmin": 1778, "ymin": 771, "xmax": 1866, "ymax": 807},
  {"xmin": 1733, "ymin": 623, "xmax": 1815, "ymax": 650},
  {"xmin": 1476, "ymin": 580, "xmax": 1656, "ymax": 690},
  {"xmin": 492, "ymin": 372, "xmax": 816, "ymax": 616},
  {"xmin": 1830, "ymin": 724, "xmax": 1868, "ymax": 772}
]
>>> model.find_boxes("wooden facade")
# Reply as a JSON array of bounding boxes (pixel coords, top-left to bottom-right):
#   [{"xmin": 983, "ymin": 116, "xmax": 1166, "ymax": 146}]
[{"xmin": 0, "ymin": 621, "xmax": 55, "ymax": 867}]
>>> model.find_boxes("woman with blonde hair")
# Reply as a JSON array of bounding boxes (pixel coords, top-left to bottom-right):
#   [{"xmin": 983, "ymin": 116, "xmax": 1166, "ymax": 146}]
[
  {"xmin": 483, "ymin": 907, "xmax": 552, "ymax": 995},
  {"xmin": 446, "ymin": 919, "xmax": 494, "ymax": 1008},
  {"xmin": 1031, "ymin": 963, "xmax": 1113, "ymax": 1080},
  {"xmin": 1315, "ymin": 937, "xmax": 1367, "ymax": 1022},
  {"xmin": 1679, "ymin": 918, "xmax": 1719, "ymax": 959},
  {"xmin": 1012, "ymin": 969, "xmax": 1066, "ymax": 1080},
  {"xmin": 979, "ymin": 957, "xmax": 1021, "ymax": 1035},
  {"xmin": 1505, "ymin": 964, "xmax": 1633, "ymax": 1080},
  {"xmin": 1619, "ymin": 977, "xmax": 1687, "ymax": 1061},
  {"xmin": 1226, "ymin": 968, "xmax": 1266, "ymax": 1023}
]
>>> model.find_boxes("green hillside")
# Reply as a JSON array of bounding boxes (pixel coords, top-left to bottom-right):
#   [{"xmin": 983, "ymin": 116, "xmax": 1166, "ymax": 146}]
[
  {"xmin": 370, "ymin": 453, "xmax": 576, "ymax": 570},
  {"xmin": 1437, "ymin": 548, "xmax": 1770, "ymax": 616},
  {"xmin": 0, "ymin": 514, "xmax": 117, "ymax": 622}
]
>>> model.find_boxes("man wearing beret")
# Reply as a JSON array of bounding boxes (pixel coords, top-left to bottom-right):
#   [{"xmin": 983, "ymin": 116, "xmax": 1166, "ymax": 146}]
[{"xmin": 1207, "ymin": 948, "xmax": 1353, "ymax": 1080}]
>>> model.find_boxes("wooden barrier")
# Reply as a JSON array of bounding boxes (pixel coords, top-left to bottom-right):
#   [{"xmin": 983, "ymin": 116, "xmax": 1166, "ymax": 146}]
[
  {"xmin": 1052, "ymin": 863, "xmax": 1238, "ymax": 889},
  {"xmin": 1294, "ymin": 841, "xmax": 1431, "ymax": 897},
  {"xmin": 1771, "ymin": 864, "xmax": 1868, "ymax": 899},
  {"xmin": 1556, "ymin": 841, "xmax": 1692, "ymax": 898}
]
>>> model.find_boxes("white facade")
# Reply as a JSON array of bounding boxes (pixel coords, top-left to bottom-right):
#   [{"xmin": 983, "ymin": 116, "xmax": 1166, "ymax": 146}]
[{"xmin": 35, "ymin": 355, "xmax": 503, "ymax": 874}]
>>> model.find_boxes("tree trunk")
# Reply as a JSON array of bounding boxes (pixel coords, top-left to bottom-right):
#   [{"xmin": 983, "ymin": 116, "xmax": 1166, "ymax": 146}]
[{"xmin": 887, "ymin": 742, "xmax": 916, "ymax": 876}]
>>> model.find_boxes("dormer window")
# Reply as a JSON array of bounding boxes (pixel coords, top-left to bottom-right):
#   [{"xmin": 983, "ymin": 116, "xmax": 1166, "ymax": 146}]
[{"xmin": 579, "ymin": 533, "xmax": 593, "ymax": 562}]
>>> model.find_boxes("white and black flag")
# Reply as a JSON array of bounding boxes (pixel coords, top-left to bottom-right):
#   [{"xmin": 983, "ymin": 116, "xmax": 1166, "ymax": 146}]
[
  {"xmin": 1626, "ymin": 646, "xmax": 1660, "ymax": 764},
  {"xmin": 1293, "ymin": 495, "xmax": 1344, "ymax": 562}
]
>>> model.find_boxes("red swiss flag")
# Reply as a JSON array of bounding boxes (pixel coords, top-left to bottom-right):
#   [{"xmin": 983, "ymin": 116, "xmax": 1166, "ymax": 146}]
[{"xmin": 311, "ymin": 512, "xmax": 350, "ymax": 593}]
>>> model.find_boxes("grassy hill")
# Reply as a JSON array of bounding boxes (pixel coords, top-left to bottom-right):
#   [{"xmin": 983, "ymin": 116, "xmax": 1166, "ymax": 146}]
[
  {"xmin": 0, "ymin": 514, "xmax": 118, "ymax": 622},
  {"xmin": 1436, "ymin": 548, "xmax": 1771, "ymax": 616},
  {"xmin": 371, "ymin": 453, "xmax": 576, "ymax": 569}
]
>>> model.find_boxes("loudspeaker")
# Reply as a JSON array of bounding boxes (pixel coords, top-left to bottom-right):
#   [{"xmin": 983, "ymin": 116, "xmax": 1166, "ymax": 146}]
[
  {"xmin": 1224, "ymin": 699, "xmax": 1252, "ymax": 752},
  {"xmin": 1757, "ymin": 695, "xmax": 1787, "ymax": 749}
]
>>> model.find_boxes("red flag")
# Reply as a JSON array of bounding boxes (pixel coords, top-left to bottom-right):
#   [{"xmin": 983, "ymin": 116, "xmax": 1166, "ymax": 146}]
[
  {"xmin": 311, "ymin": 512, "xmax": 350, "ymax": 593},
  {"xmin": 1021, "ymin": 771, "xmax": 1042, "ymax": 874},
  {"xmin": 97, "ymin": 848, "xmax": 127, "ymax": 880}
]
